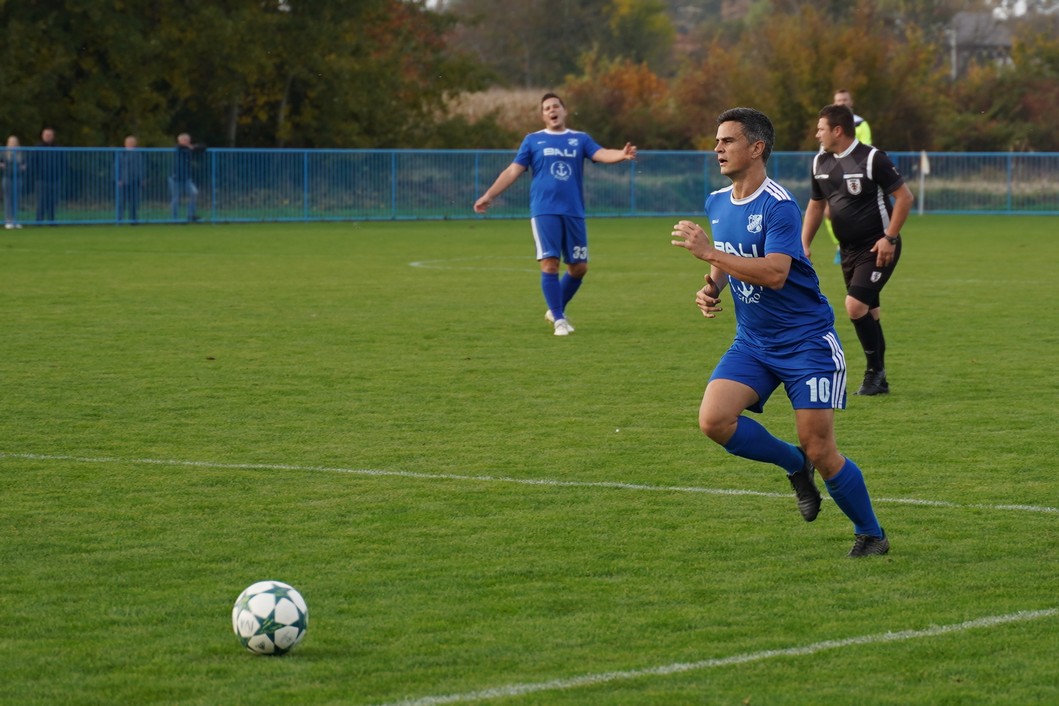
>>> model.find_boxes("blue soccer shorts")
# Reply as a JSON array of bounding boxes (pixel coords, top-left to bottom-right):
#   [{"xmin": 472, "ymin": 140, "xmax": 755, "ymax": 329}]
[
  {"xmin": 709, "ymin": 330, "xmax": 848, "ymax": 412},
  {"xmin": 530, "ymin": 215, "xmax": 588, "ymax": 263}
]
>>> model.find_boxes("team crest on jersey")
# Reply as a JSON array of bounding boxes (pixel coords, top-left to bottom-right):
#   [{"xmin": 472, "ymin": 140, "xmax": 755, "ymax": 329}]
[
  {"xmin": 550, "ymin": 161, "xmax": 572, "ymax": 181},
  {"xmin": 568, "ymin": 138, "xmax": 578, "ymax": 147},
  {"xmin": 845, "ymin": 177, "xmax": 862, "ymax": 195},
  {"xmin": 871, "ymin": 271, "xmax": 882, "ymax": 283},
  {"xmin": 746, "ymin": 214, "xmax": 762, "ymax": 233},
  {"xmin": 735, "ymin": 280, "xmax": 762, "ymax": 305}
]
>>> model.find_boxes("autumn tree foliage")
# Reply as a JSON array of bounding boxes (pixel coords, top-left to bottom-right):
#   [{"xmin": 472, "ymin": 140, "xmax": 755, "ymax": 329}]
[
  {"xmin": 563, "ymin": 53, "xmax": 685, "ymax": 149},
  {"xmin": 940, "ymin": 17, "xmax": 1059, "ymax": 151},
  {"xmin": 0, "ymin": 0, "xmax": 493, "ymax": 148},
  {"xmin": 671, "ymin": 2, "xmax": 949, "ymax": 151},
  {"xmin": 466, "ymin": 0, "xmax": 1058, "ymax": 152},
  {"xmin": 1, "ymin": 0, "xmax": 1056, "ymax": 150}
]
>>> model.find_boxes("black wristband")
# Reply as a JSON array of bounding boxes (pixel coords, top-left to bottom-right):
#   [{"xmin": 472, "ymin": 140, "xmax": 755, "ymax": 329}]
[{"xmin": 884, "ymin": 235, "xmax": 899, "ymax": 245}]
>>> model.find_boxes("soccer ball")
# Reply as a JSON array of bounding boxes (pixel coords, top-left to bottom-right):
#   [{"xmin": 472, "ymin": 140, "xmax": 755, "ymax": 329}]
[{"xmin": 231, "ymin": 580, "xmax": 309, "ymax": 655}]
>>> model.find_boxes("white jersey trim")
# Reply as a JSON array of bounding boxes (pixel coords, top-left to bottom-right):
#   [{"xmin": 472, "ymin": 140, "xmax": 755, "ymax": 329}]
[
  {"xmin": 530, "ymin": 217, "xmax": 545, "ymax": 260},
  {"xmin": 823, "ymin": 330, "xmax": 848, "ymax": 408},
  {"xmin": 726, "ymin": 177, "xmax": 791, "ymax": 205}
]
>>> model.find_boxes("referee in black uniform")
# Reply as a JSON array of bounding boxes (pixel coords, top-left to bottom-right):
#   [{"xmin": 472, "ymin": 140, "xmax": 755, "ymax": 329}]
[{"xmin": 801, "ymin": 104, "xmax": 914, "ymax": 396}]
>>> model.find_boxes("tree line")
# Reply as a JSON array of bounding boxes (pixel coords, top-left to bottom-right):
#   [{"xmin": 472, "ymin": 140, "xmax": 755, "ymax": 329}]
[{"xmin": 1, "ymin": 0, "xmax": 1056, "ymax": 151}]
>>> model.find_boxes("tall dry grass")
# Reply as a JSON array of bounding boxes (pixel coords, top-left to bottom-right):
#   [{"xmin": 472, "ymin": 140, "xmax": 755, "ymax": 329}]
[{"xmin": 447, "ymin": 87, "xmax": 548, "ymax": 135}]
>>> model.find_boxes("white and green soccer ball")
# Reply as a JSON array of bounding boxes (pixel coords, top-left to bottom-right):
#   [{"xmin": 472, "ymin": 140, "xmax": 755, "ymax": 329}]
[{"xmin": 231, "ymin": 580, "xmax": 308, "ymax": 655}]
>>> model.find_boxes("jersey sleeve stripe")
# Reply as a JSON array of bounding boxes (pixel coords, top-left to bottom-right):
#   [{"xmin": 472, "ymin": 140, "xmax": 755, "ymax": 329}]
[{"xmin": 763, "ymin": 178, "xmax": 792, "ymax": 201}]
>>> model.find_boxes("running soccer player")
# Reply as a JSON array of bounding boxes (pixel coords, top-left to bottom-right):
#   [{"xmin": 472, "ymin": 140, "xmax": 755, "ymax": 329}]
[
  {"xmin": 802, "ymin": 103, "xmax": 915, "ymax": 396},
  {"xmin": 671, "ymin": 107, "xmax": 889, "ymax": 557},
  {"xmin": 474, "ymin": 93, "xmax": 637, "ymax": 336}
]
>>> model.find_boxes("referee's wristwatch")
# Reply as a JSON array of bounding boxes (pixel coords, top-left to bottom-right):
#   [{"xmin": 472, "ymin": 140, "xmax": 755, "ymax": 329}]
[{"xmin": 883, "ymin": 234, "xmax": 900, "ymax": 245}]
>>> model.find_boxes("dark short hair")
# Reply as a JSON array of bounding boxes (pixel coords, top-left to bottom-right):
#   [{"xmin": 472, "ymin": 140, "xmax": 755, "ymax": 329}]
[
  {"xmin": 716, "ymin": 107, "xmax": 775, "ymax": 163},
  {"xmin": 541, "ymin": 92, "xmax": 565, "ymax": 109},
  {"xmin": 819, "ymin": 104, "xmax": 856, "ymax": 138}
]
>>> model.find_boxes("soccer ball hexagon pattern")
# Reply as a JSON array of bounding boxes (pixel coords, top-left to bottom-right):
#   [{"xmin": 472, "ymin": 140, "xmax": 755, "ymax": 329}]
[{"xmin": 231, "ymin": 580, "xmax": 308, "ymax": 655}]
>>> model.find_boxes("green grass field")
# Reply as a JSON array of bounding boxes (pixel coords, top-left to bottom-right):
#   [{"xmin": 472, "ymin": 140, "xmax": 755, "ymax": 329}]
[{"xmin": 2, "ymin": 215, "xmax": 1056, "ymax": 705}]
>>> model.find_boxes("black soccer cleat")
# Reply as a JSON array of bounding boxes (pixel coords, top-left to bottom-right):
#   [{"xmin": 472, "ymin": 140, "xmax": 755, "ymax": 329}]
[
  {"xmin": 855, "ymin": 369, "xmax": 890, "ymax": 396},
  {"xmin": 787, "ymin": 448, "xmax": 821, "ymax": 522},
  {"xmin": 848, "ymin": 532, "xmax": 890, "ymax": 557}
]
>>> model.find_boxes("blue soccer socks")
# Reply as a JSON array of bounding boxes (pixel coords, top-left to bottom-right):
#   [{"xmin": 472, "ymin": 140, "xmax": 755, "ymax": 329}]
[
  {"xmin": 722, "ymin": 416, "xmax": 805, "ymax": 475},
  {"xmin": 824, "ymin": 458, "xmax": 884, "ymax": 538},
  {"xmin": 541, "ymin": 272, "xmax": 564, "ymax": 321},
  {"xmin": 560, "ymin": 273, "xmax": 583, "ymax": 308}
]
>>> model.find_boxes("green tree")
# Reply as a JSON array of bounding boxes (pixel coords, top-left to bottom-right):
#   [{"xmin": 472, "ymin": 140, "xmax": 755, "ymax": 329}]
[
  {"xmin": 447, "ymin": 0, "xmax": 613, "ymax": 88},
  {"xmin": 0, "ymin": 0, "xmax": 496, "ymax": 147},
  {"xmin": 0, "ymin": 1, "xmax": 169, "ymax": 145},
  {"xmin": 604, "ymin": 0, "xmax": 677, "ymax": 74}
]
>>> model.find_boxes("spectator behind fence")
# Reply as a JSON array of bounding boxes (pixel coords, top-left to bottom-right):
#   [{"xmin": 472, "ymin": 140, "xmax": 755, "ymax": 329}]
[
  {"xmin": 32, "ymin": 127, "xmax": 65, "ymax": 223},
  {"xmin": 118, "ymin": 135, "xmax": 146, "ymax": 223},
  {"xmin": 169, "ymin": 132, "xmax": 204, "ymax": 222},
  {"xmin": 2, "ymin": 135, "xmax": 26, "ymax": 229}
]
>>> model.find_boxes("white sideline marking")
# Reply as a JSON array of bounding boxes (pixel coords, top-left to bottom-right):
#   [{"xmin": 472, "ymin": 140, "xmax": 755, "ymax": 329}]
[
  {"xmin": 1, "ymin": 452, "xmax": 1057, "ymax": 515},
  {"xmin": 377, "ymin": 609, "xmax": 1057, "ymax": 706},
  {"xmin": 409, "ymin": 256, "xmax": 537, "ymax": 273}
]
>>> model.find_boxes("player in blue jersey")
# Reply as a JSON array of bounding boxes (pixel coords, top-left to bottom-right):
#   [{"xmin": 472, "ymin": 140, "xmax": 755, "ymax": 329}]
[
  {"xmin": 474, "ymin": 93, "xmax": 637, "ymax": 336},
  {"xmin": 671, "ymin": 107, "xmax": 889, "ymax": 557}
]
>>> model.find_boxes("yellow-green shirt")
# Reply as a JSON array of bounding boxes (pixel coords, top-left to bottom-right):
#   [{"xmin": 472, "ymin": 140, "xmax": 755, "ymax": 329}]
[{"xmin": 854, "ymin": 114, "xmax": 872, "ymax": 146}]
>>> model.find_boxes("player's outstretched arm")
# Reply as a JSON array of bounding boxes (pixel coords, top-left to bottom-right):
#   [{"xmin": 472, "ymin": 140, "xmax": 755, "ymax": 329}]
[
  {"xmin": 474, "ymin": 163, "xmax": 526, "ymax": 213},
  {"xmin": 592, "ymin": 142, "xmax": 637, "ymax": 164}
]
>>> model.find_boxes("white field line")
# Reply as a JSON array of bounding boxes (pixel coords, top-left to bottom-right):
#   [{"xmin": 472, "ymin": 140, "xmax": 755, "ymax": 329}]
[
  {"xmin": 1, "ymin": 451, "xmax": 1056, "ymax": 515},
  {"xmin": 409, "ymin": 256, "xmax": 537, "ymax": 272},
  {"xmin": 375, "ymin": 609, "xmax": 1059, "ymax": 706}
]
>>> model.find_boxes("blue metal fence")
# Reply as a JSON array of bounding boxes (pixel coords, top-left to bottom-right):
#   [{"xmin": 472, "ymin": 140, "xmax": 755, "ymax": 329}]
[{"xmin": 2, "ymin": 147, "xmax": 1057, "ymax": 227}]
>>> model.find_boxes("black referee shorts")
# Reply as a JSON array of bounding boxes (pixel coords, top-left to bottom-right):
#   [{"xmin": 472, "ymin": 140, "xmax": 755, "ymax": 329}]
[{"xmin": 841, "ymin": 239, "xmax": 901, "ymax": 308}]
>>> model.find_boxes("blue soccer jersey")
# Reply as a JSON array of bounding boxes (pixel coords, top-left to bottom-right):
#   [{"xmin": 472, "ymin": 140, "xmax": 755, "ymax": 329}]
[
  {"xmin": 515, "ymin": 129, "xmax": 603, "ymax": 218},
  {"xmin": 705, "ymin": 178, "xmax": 836, "ymax": 349}
]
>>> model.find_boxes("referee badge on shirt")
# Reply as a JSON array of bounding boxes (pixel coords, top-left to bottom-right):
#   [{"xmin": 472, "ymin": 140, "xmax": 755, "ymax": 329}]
[{"xmin": 844, "ymin": 176, "xmax": 863, "ymax": 195}]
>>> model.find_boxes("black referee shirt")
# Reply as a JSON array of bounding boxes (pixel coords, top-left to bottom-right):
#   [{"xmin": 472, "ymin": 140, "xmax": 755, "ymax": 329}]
[{"xmin": 811, "ymin": 142, "xmax": 905, "ymax": 250}]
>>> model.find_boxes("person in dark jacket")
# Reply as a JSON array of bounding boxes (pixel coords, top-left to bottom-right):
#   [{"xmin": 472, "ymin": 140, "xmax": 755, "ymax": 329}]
[
  {"xmin": 118, "ymin": 135, "xmax": 146, "ymax": 223},
  {"xmin": 33, "ymin": 127, "xmax": 65, "ymax": 223},
  {"xmin": 169, "ymin": 133, "xmax": 204, "ymax": 222}
]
